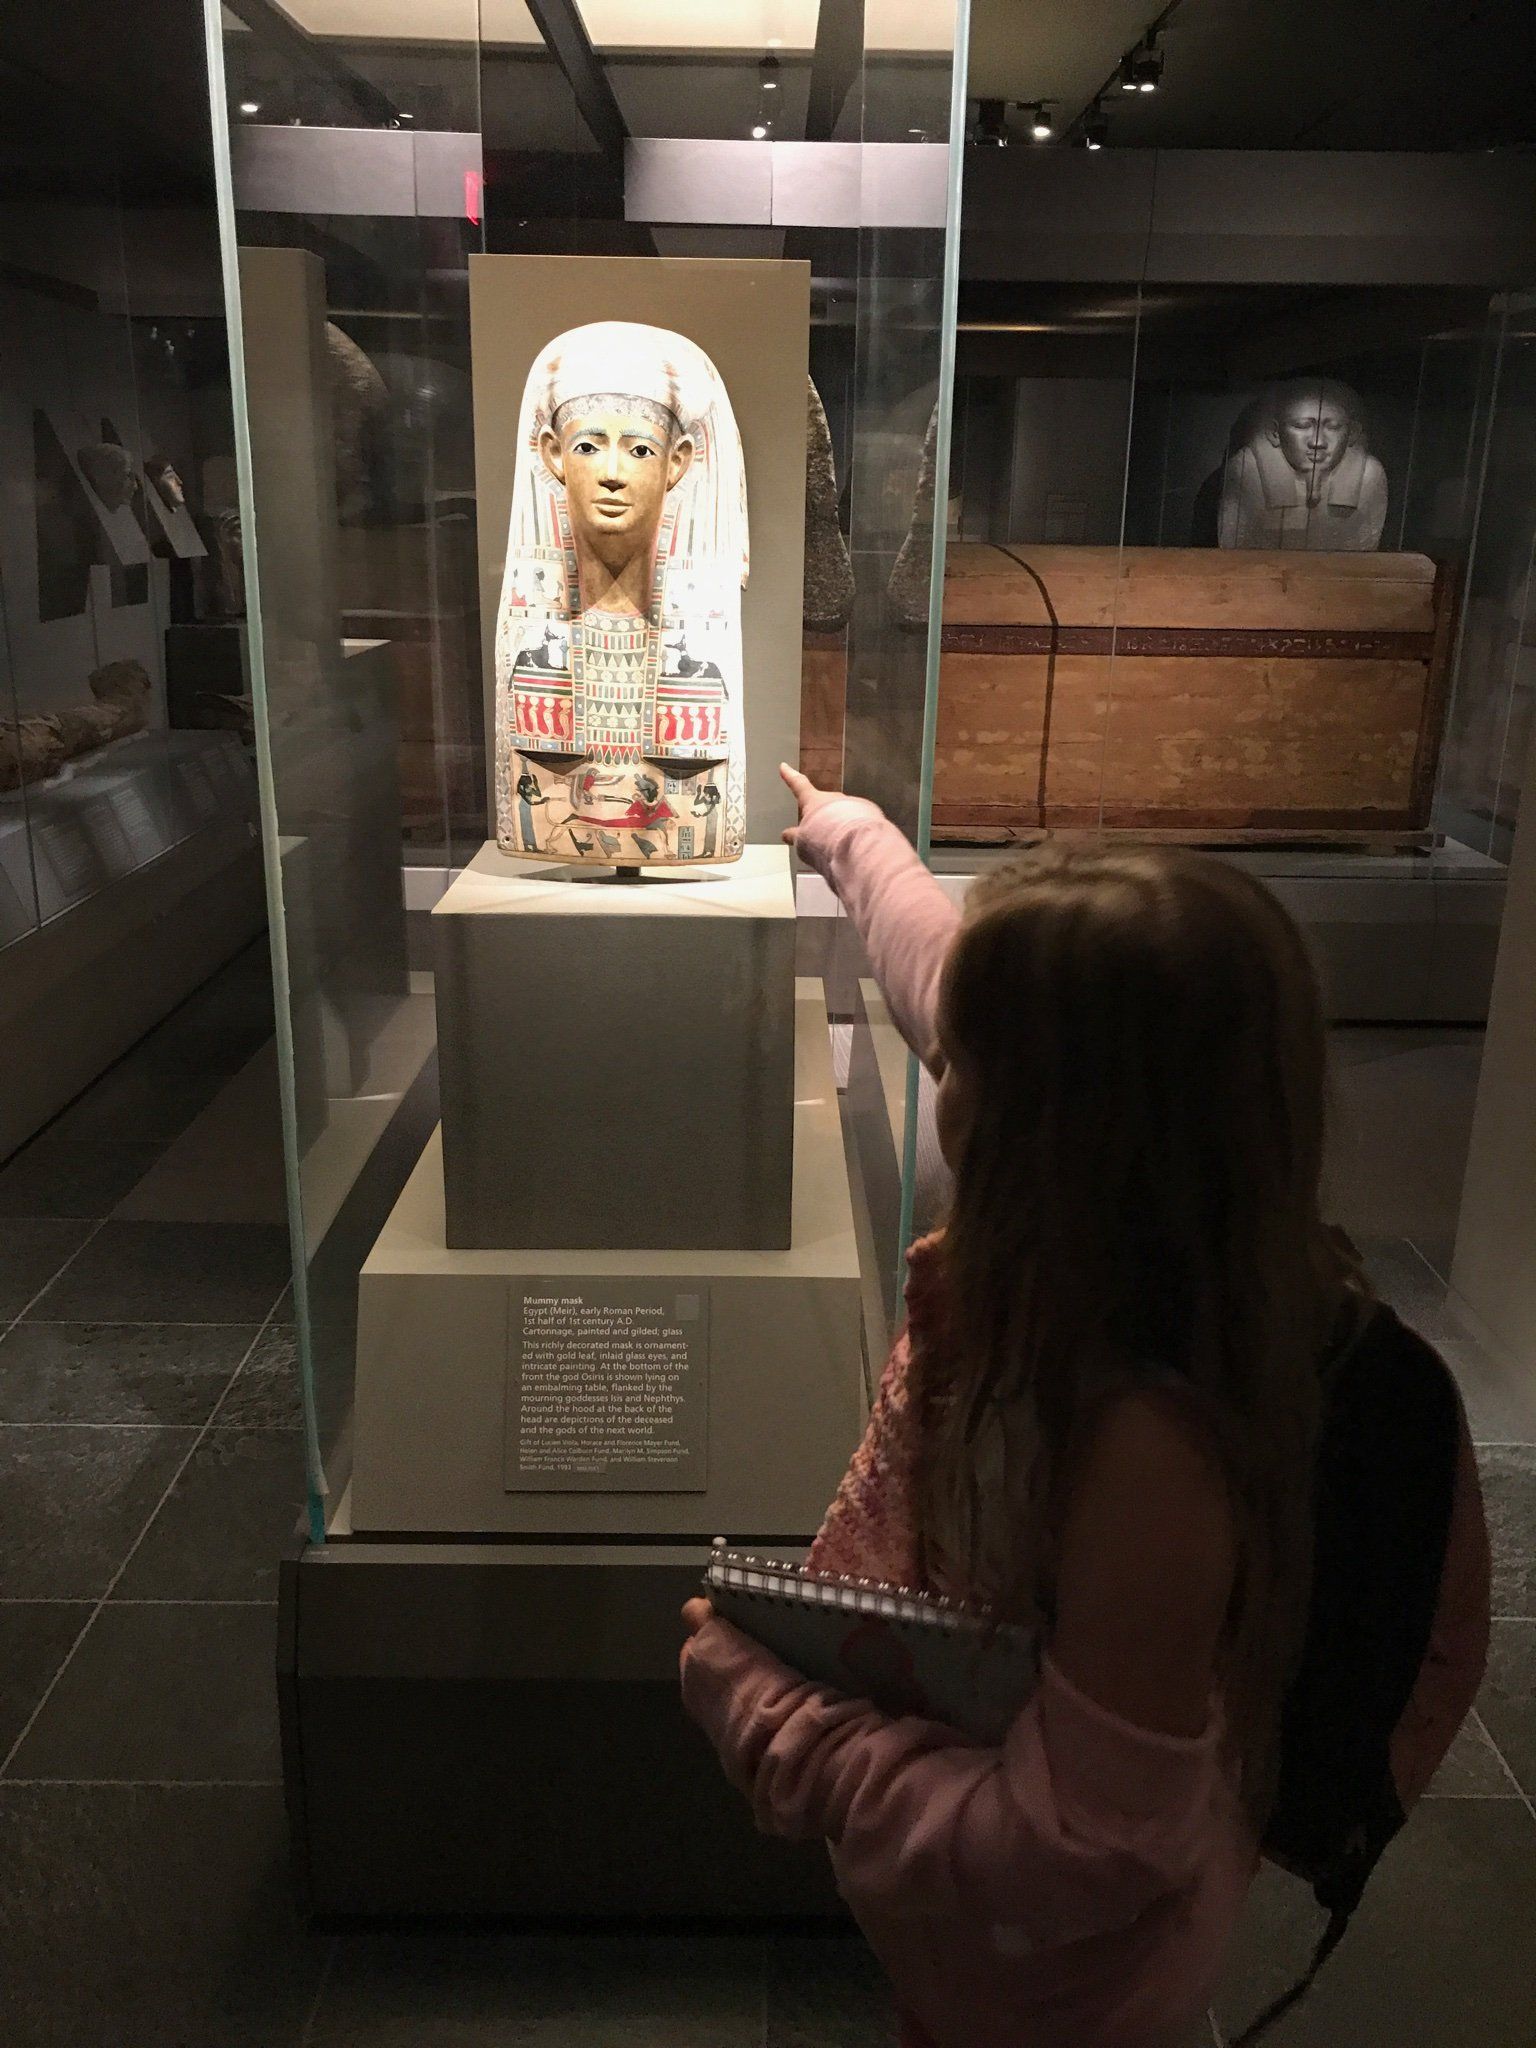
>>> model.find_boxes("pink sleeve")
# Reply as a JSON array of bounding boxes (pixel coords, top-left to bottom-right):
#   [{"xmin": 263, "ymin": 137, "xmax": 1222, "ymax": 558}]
[
  {"xmin": 795, "ymin": 798, "xmax": 960, "ymax": 1064},
  {"xmin": 681, "ymin": 1618, "xmax": 1229, "ymax": 1948}
]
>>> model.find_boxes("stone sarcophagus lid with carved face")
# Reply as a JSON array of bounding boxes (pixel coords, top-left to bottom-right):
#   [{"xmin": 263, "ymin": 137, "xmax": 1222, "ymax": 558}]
[{"xmin": 493, "ymin": 321, "xmax": 748, "ymax": 867}]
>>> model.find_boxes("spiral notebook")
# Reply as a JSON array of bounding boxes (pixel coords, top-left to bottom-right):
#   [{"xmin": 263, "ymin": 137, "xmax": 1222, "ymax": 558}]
[{"xmin": 703, "ymin": 1541, "xmax": 1038, "ymax": 1744}]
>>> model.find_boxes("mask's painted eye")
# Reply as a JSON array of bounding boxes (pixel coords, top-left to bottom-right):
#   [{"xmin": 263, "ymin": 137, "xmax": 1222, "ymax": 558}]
[
  {"xmin": 629, "ymin": 442, "xmax": 656, "ymax": 459},
  {"xmin": 572, "ymin": 438, "xmax": 600, "ymax": 456}
]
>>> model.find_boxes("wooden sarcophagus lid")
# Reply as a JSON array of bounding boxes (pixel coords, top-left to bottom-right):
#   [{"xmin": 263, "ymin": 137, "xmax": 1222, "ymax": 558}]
[{"xmin": 934, "ymin": 545, "xmax": 1457, "ymax": 846}]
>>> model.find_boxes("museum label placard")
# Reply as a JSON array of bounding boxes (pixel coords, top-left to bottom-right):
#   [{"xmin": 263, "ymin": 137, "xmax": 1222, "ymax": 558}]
[{"xmin": 505, "ymin": 1283, "xmax": 709, "ymax": 1491}]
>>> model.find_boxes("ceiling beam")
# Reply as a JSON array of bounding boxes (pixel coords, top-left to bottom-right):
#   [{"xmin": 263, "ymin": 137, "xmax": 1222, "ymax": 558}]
[
  {"xmin": 805, "ymin": 0, "xmax": 863, "ymax": 143},
  {"xmin": 524, "ymin": 0, "xmax": 629, "ymax": 162}
]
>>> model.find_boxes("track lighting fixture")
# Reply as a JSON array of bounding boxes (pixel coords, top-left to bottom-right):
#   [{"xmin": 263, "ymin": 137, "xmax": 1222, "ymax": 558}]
[
  {"xmin": 1131, "ymin": 37, "xmax": 1163, "ymax": 91},
  {"xmin": 1081, "ymin": 103, "xmax": 1108, "ymax": 150},
  {"xmin": 1025, "ymin": 101, "xmax": 1055, "ymax": 141},
  {"xmin": 975, "ymin": 98, "xmax": 1009, "ymax": 147},
  {"xmin": 750, "ymin": 51, "xmax": 780, "ymax": 140}
]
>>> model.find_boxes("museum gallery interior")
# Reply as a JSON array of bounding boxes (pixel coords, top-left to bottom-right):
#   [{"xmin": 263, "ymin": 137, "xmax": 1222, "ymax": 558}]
[{"xmin": 1, "ymin": 0, "xmax": 1535, "ymax": 2042}]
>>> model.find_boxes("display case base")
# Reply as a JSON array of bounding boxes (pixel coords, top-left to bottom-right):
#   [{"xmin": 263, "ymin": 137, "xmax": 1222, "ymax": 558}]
[
  {"xmin": 351, "ymin": 980, "xmax": 864, "ymax": 1538},
  {"xmin": 279, "ymin": 1536, "xmax": 845, "ymax": 1920}
]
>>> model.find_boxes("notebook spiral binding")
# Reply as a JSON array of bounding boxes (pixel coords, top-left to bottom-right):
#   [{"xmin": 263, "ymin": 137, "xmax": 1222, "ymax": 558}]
[{"xmin": 705, "ymin": 1538, "xmax": 969, "ymax": 1633}]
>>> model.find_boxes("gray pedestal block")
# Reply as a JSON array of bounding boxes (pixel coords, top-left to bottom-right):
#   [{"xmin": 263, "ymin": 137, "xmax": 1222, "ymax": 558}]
[
  {"xmin": 352, "ymin": 982, "xmax": 863, "ymax": 1538},
  {"xmin": 434, "ymin": 840, "xmax": 796, "ymax": 1250}
]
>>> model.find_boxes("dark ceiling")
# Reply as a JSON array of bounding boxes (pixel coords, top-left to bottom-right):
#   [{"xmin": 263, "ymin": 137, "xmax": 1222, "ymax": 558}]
[{"xmin": 969, "ymin": 0, "xmax": 1536, "ymax": 153}]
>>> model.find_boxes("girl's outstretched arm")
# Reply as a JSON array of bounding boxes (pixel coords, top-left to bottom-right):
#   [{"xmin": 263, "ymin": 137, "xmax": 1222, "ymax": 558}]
[{"xmin": 782, "ymin": 764, "xmax": 959, "ymax": 1068}]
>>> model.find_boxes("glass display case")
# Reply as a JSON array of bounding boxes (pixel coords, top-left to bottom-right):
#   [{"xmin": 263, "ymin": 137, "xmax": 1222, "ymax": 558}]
[
  {"xmin": 203, "ymin": 0, "xmax": 968, "ymax": 1916},
  {"xmin": 205, "ymin": 0, "xmax": 970, "ymax": 1563}
]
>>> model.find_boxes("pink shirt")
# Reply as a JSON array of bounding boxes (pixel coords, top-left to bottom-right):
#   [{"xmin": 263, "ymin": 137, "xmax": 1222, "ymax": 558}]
[
  {"xmin": 682, "ymin": 797, "xmax": 1487, "ymax": 2048},
  {"xmin": 683, "ymin": 797, "xmax": 1255, "ymax": 2048}
]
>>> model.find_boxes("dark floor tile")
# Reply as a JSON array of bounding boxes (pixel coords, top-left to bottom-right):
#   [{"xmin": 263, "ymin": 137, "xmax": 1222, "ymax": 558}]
[
  {"xmin": 31, "ymin": 1220, "xmax": 290, "ymax": 1324},
  {"xmin": 0, "ymin": 1141, "xmax": 164, "ymax": 1219},
  {"xmin": 0, "ymin": 1782, "xmax": 326, "ymax": 2048},
  {"xmin": 1478, "ymin": 1618, "xmax": 1536, "ymax": 1797},
  {"xmin": 131, "ymin": 1014, "xmax": 273, "ymax": 1080},
  {"xmin": 0, "ymin": 1602, "xmax": 89, "ymax": 1755},
  {"xmin": 0, "ymin": 1220, "xmax": 95, "ymax": 1319},
  {"xmin": 1478, "ymin": 1443, "xmax": 1536, "ymax": 1616},
  {"xmin": 0, "ymin": 1322, "xmax": 260, "ymax": 1426},
  {"xmin": 1424, "ymin": 1710, "xmax": 1513, "ymax": 1796},
  {"xmin": 213, "ymin": 1325, "xmax": 303, "ymax": 1430},
  {"xmin": 767, "ymin": 1933, "xmax": 894, "ymax": 2047},
  {"xmin": 308, "ymin": 1933, "xmax": 765, "ymax": 2047},
  {"xmin": 1359, "ymin": 1240, "xmax": 1536, "ymax": 1442},
  {"xmin": 10, "ymin": 1601, "xmax": 279, "ymax": 1783},
  {"xmin": 114, "ymin": 1427, "xmax": 305, "ymax": 1602},
  {"xmin": 47, "ymin": 1062, "xmax": 230, "ymax": 1144},
  {"xmin": 0, "ymin": 1426, "xmax": 194, "ymax": 1598},
  {"xmin": 1215, "ymin": 1800, "xmax": 1536, "ymax": 2045}
]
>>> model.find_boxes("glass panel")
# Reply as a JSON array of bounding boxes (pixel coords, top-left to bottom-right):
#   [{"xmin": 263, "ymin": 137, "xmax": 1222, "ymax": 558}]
[
  {"xmin": 839, "ymin": 3, "xmax": 971, "ymax": 1328},
  {"xmin": 205, "ymin": 0, "xmax": 483, "ymax": 1535},
  {"xmin": 206, "ymin": 0, "xmax": 972, "ymax": 1535}
]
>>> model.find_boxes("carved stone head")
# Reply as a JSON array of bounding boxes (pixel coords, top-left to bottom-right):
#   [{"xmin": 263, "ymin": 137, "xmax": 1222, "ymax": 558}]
[
  {"xmin": 494, "ymin": 322, "xmax": 748, "ymax": 868},
  {"xmin": 1262, "ymin": 379, "xmax": 1366, "ymax": 501}
]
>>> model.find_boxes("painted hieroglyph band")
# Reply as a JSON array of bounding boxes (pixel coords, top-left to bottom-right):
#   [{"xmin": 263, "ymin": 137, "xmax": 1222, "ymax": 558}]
[{"xmin": 940, "ymin": 624, "xmax": 1437, "ymax": 660}]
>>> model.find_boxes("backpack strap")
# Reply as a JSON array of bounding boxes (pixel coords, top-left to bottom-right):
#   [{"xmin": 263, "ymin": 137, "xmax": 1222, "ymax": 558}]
[{"xmin": 1227, "ymin": 1906, "xmax": 1352, "ymax": 2048}]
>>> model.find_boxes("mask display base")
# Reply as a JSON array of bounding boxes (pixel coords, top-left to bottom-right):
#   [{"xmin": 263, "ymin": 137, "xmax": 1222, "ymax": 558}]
[
  {"xmin": 350, "ymin": 981, "xmax": 861, "ymax": 1540},
  {"xmin": 434, "ymin": 839, "xmax": 796, "ymax": 1251}
]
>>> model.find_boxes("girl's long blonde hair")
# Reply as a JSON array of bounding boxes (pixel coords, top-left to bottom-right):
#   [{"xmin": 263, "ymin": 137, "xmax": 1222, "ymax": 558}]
[{"xmin": 923, "ymin": 843, "xmax": 1356, "ymax": 1829}]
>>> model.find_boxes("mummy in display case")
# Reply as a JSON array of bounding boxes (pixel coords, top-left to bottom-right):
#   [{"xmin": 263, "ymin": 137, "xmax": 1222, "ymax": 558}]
[
  {"xmin": 493, "ymin": 321, "xmax": 748, "ymax": 867},
  {"xmin": 1218, "ymin": 379, "xmax": 1388, "ymax": 552}
]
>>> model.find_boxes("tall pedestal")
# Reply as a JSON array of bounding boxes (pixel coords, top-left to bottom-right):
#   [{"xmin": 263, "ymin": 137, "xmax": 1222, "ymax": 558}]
[
  {"xmin": 435, "ymin": 841, "xmax": 796, "ymax": 1251},
  {"xmin": 352, "ymin": 982, "xmax": 861, "ymax": 1538}
]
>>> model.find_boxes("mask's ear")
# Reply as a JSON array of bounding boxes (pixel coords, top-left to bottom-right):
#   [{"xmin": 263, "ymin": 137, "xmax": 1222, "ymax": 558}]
[
  {"xmin": 667, "ymin": 435, "xmax": 696, "ymax": 493},
  {"xmin": 539, "ymin": 426, "xmax": 565, "ymax": 485},
  {"xmin": 1264, "ymin": 419, "xmax": 1282, "ymax": 448}
]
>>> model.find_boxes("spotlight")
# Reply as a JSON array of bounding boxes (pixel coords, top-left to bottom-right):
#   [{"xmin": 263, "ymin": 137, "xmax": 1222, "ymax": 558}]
[
  {"xmin": 238, "ymin": 98, "xmax": 260, "ymax": 115},
  {"xmin": 759, "ymin": 52, "xmax": 780, "ymax": 92},
  {"xmin": 1119, "ymin": 56, "xmax": 1138, "ymax": 92},
  {"xmin": 750, "ymin": 122, "xmax": 769, "ymax": 140},
  {"xmin": 975, "ymin": 97, "xmax": 1009, "ymax": 146},
  {"xmin": 1130, "ymin": 35, "xmax": 1163, "ymax": 92},
  {"xmin": 1027, "ymin": 101, "xmax": 1054, "ymax": 141},
  {"xmin": 1082, "ymin": 104, "xmax": 1108, "ymax": 150}
]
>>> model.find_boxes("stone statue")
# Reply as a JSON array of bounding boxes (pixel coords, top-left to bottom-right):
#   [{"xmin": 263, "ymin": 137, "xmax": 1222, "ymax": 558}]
[
  {"xmin": 1217, "ymin": 379, "xmax": 1387, "ymax": 552},
  {"xmin": 76, "ymin": 441, "xmax": 138, "ymax": 513},
  {"xmin": 325, "ymin": 322, "xmax": 389, "ymax": 523},
  {"xmin": 494, "ymin": 321, "xmax": 748, "ymax": 867},
  {"xmin": 804, "ymin": 377, "xmax": 854, "ymax": 631},
  {"xmin": 0, "ymin": 660, "xmax": 151, "ymax": 792}
]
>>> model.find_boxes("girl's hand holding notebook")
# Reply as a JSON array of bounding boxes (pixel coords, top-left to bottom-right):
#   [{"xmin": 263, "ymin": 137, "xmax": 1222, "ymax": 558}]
[{"xmin": 700, "ymin": 1539, "xmax": 1038, "ymax": 1745}]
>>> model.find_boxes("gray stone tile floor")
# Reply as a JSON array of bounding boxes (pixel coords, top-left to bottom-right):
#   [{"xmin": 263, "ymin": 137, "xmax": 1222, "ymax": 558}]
[{"xmin": 0, "ymin": 973, "xmax": 1532, "ymax": 2046}]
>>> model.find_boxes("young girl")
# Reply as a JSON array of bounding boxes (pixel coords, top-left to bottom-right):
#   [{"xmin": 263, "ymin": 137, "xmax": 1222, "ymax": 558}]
[{"xmin": 680, "ymin": 767, "xmax": 1487, "ymax": 2048}]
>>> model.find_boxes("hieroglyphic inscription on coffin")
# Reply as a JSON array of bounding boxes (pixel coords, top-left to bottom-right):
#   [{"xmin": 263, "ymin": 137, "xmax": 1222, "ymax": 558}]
[{"xmin": 932, "ymin": 546, "xmax": 1457, "ymax": 845}]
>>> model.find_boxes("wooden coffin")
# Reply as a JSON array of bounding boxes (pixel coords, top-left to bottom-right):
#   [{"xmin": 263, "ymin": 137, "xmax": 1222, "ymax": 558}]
[{"xmin": 934, "ymin": 545, "xmax": 1457, "ymax": 846}]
